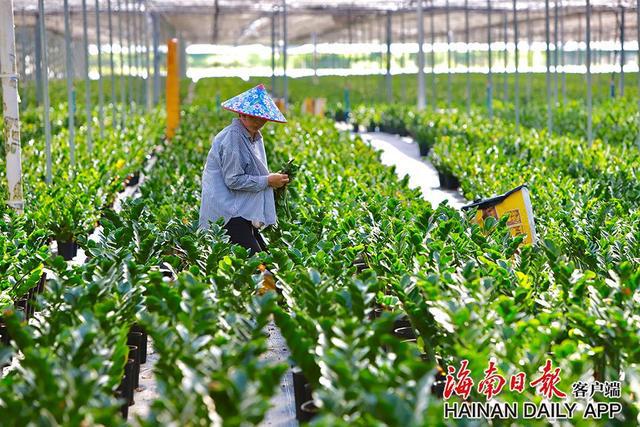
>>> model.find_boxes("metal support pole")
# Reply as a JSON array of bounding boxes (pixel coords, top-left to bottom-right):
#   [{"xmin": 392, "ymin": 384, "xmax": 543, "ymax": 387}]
[
  {"xmin": 465, "ymin": 0, "xmax": 470, "ymax": 114},
  {"xmin": 82, "ymin": 0, "xmax": 92, "ymax": 150},
  {"xmin": 586, "ymin": 0, "xmax": 592, "ymax": 145},
  {"xmin": 271, "ymin": 9, "xmax": 276, "ymax": 94},
  {"xmin": 400, "ymin": 11, "xmax": 406, "ymax": 102},
  {"xmin": 385, "ymin": 11, "xmax": 392, "ymax": 102},
  {"xmin": 446, "ymin": 0, "xmax": 452, "ymax": 108},
  {"xmin": 487, "ymin": 0, "xmax": 493, "ymax": 119},
  {"xmin": 560, "ymin": 0, "xmax": 566, "ymax": 104},
  {"xmin": 417, "ymin": 0, "xmax": 425, "ymax": 110},
  {"xmin": 503, "ymin": 12, "xmax": 507, "ymax": 102},
  {"xmin": 144, "ymin": 1, "xmax": 151, "ymax": 110},
  {"xmin": 526, "ymin": 6, "xmax": 532, "ymax": 103},
  {"xmin": 282, "ymin": 0, "xmax": 287, "ymax": 108},
  {"xmin": 1, "ymin": 0, "xmax": 25, "ymax": 212},
  {"xmin": 63, "ymin": 0, "xmax": 76, "ymax": 169},
  {"xmin": 312, "ymin": 31, "xmax": 317, "ymax": 80},
  {"xmin": 636, "ymin": 0, "xmax": 639, "ymax": 147},
  {"xmin": 553, "ymin": 0, "xmax": 559, "ymax": 105},
  {"xmin": 179, "ymin": 30, "xmax": 187, "ymax": 80},
  {"xmin": 545, "ymin": 0, "xmax": 552, "ymax": 134},
  {"xmin": 133, "ymin": 3, "xmax": 140, "ymax": 104},
  {"xmin": 619, "ymin": 4, "xmax": 625, "ymax": 97},
  {"xmin": 118, "ymin": 0, "xmax": 126, "ymax": 124},
  {"xmin": 513, "ymin": 0, "xmax": 519, "ymax": 131},
  {"xmin": 38, "ymin": 0, "xmax": 52, "ymax": 183},
  {"xmin": 151, "ymin": 11, "xmax": 159, "ymax": 105},
  {"xmin": 107, "ymin": 0, "xmax": 116, "ymax": 122},
  {"xmin": 95, "ymin": 0, "xmax": 105, "ymax": 138},
  {"xmin": 18, "ymin": 14, "xmax": 27, "ymax": 106},
  {"xmin": 34, "ymin": 12, "xmax": 42, "ymax": 105},
  {"xmin": 125, "ymin": 0, "xmax": 133, "ymax": 111},
  {"xmin": 430, "ymin": 3, "xmax": 436, "ymax": 108}
]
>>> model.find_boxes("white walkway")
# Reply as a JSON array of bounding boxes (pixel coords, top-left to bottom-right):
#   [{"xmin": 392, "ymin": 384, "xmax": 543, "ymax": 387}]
[
  {"xmin": 260, "ymin": 322, "xmax": 297, "ymax": 427},
  {"xmin": 359, "ymin": 131, "xmax": 467, "ymax": 209}
]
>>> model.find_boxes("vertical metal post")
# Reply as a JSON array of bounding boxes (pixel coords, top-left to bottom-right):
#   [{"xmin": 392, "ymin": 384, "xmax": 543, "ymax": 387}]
[
  {"xmin": 144, "ymin": 1, "xmax": 151, "ymax": 110},
  {"xmin": 429, "ymin": 3, "xmax": 435, "ymax": 108},
  {"xmin": 63, "ymin": 0, "xmax": 76, "ymax": 169},
  {"xmin": 636, "ymin": 0, "xmax": 639, "ymax": 147},
  {"xmin": 82, "ymin": 0, "xmax": 92, "ymax": 150},
  {"xmin": 513, "ymin": 0, "xmax": 519, "ymax": 131},
  {"xmin": 282, "ymin": 0, "xmax": 288, "ymax": 108},
  {"xmin": 95, "ymin": 0, "xmax": 105, "ymax": 138},
  {"xmin": 400, "ymin": 11, "xmax": 406, "ymax": 102},
  {"xmin": 553, "ymin": 0, "xmax": 559, "ymax": 105},
  {"xmin": 619, "ymin": 4, "xmax": 625, "ymax": 97},
  {"xmin": 34, "ymin": 12, "xmax": 42, "ymax": 105},
  {"xmin": 271, "ymin": 9, "xmax": 276, "ymax": 94},
  {"xmin": 560, "ymin": 0, "xmax": 566, "ymax": 104},
  {"xmin": 385, "ymin": 10, "xmax": 392, "ymax": 102},
  {"xmin": 133, "ymin": 3, "xmax": 140, "ymax": 105},
  {"xmin": 465, "ymin": 0, "xmax": 470, "ymax": 114},
  {"xmin": 118, "ymin": 0, "xmax": 126, "ymax": 124},
  {"xmin": 545, "ymin": 0, "xmax": 552, "ymax": 134},
  {"xmin": 446, "ymin": 0, "xmax": 452, "ymax": 108},
  {"xmin": 125, "ymin": 0, "xmax": 133, "ymax": 111},
  {"xmin": 526, "ymin": 6, "xmax": 532, "ymax": 102},
  {"xmin": 503, "ymin": 12, "xmax": 507, "ymax": 102},
  {"xmin": 179, "ymin": 31, "xmax": 187, "ymax": 80},
  {"xmin": 107, "ymin": 0, "xmax": 116, "ymax": 122},
  {"xmin": 487, "ymin": 0, "xmax": 493, "ymax": 119},
  {"xmin": 417, "ymin": 0, "xmax": 425, "ymax": 110},
  {"xmin": 18, "ymin": 14, "xmax": 28, "ymax": 107},
  {"xmin": 312, "ymin": 31, "xmax": 318, "ymax": 79},
  {"xmin": 152, "ymin": 11, "xmax": 159, "ymax": 105},
  {"xmin": 586, "ymin": 0, "xmax": 592, "ymax": 145},
  {"xmin": 1, "ymin": 0, "xmax": 25, "ymax": 212},
  {"xmin": 38, "ymin": 0, "xmax": 52, "ymax": 183}
]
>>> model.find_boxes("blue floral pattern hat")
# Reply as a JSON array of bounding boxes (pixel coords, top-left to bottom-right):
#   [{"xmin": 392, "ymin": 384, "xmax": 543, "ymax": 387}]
[{"xmin": 221, "ymin": 84, "xmax": 287, "ymax": 123}]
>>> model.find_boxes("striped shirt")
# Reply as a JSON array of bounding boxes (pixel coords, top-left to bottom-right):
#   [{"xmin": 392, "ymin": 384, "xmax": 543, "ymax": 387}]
[{"xmin": 198, "ymin": 118, "xmax": 276, "ymax": 230}]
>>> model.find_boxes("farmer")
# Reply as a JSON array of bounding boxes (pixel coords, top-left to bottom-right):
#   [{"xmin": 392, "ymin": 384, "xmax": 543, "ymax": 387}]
[{"xmin": 198, "ymin": 84, "xmax": 289, "ymax": 255}]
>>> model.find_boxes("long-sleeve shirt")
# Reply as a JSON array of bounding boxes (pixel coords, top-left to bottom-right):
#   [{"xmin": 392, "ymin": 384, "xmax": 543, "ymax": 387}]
[{"xmin": 198, "ymin": 118, "xmax": 276, "ymax": 230}]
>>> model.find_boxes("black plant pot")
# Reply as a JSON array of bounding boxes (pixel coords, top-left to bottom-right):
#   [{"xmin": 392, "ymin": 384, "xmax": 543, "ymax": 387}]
[
  {"xmin": 115, "ymin": 383, "xmax": 129, "ymax": 419},
  {"xmin": 418, "ymin": 142, "xmax": 430, "ymax": 156},
  {"xmin": 292, "ymin": 369, "xmax": 313, "ymax": 422},
  {"xmin": 15, "ymin": 298, "xmax": 29, "ymax": 321},
  {"xmin": 128, "ymin": 331, "xmax": 147, "ymax": 365},
  {"xmin": 352, "ymin": 122, "xmax": 360, "ymax": 133},
  {"xmin": 121, "ymin": 358, "xmax": 136, "ymax": 406},
  {"xmin": 126, "ymin": 171, "xmax": 140, "ymax": 187},
  {"xmin": 130, "ymin": 325, "xmax": 148, "ymax": 364},
  {"xmin": 37, "ymin": 273, "xmax": 46, "ymax": 294},
  {"xmin": 393, "ymin": 326, "xmax": 417, "ymax": 340},
  {"xmin": 299, "ymin": 400, "xmax": 319, "ymax": 423},
  {"xmin": 437, "ymin": 171, "xmax": 460, "ymax": 190},
  {"xmin": 0, "ymin": 322, "xmax": 9, "ymax": 369},
  {"xmin": 392, "ymin": 316, "xmax": 411, "ymax": 332},
  {"xmin": 127, "ymin": 345, "xmax": 141, "ymax": 390},
  {"xmin": 367, "ymin": 123, "xmax": 377, "ymax": 132},
  {"xmin": 56, "ymin": 240, "xmax": 78, "ymax": 260},
  {"xmin": 431, "ymin": 370, "xmax": 447, "ymax": 398}
]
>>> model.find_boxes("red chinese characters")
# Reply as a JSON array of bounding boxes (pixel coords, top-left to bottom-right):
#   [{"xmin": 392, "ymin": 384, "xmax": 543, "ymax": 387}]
[
  {"xmin": 477, "ymin": 359, "xmax": 506, "ymax": 400},
  {"xmin": 509, "ymin": 372, "xmax": 527, "ymax": 393},
  {"xmin": 529, "ymin": 359, "xmax": 567, "ymax": 399},
  {"xmin": 444, "ymin": 359, "xmax": 474, "ymax": 400}
]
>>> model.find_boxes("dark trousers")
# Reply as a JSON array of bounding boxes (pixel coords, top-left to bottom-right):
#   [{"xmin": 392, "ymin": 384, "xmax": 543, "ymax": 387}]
[{"xmin": 223, "ymin": 217, "xmax": 268, "ymax": 255}]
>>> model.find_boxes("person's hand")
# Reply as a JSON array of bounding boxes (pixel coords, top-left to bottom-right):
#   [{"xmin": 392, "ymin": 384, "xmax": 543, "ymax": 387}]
[{"xmin": 268, "ymin": 173, "xmax": 289, "ymax": 189}]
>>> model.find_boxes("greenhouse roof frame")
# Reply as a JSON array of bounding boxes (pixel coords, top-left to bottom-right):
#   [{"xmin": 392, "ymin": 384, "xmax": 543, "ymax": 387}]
[{"xmin": 10, "ymin": 0, "xmax": 640, "ymax": 45}]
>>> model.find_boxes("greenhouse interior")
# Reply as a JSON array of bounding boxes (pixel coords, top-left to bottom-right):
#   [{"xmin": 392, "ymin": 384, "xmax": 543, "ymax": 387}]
[{"xmin": 1, "ymin": 0, "xmax": 639, "ymax": 425}]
